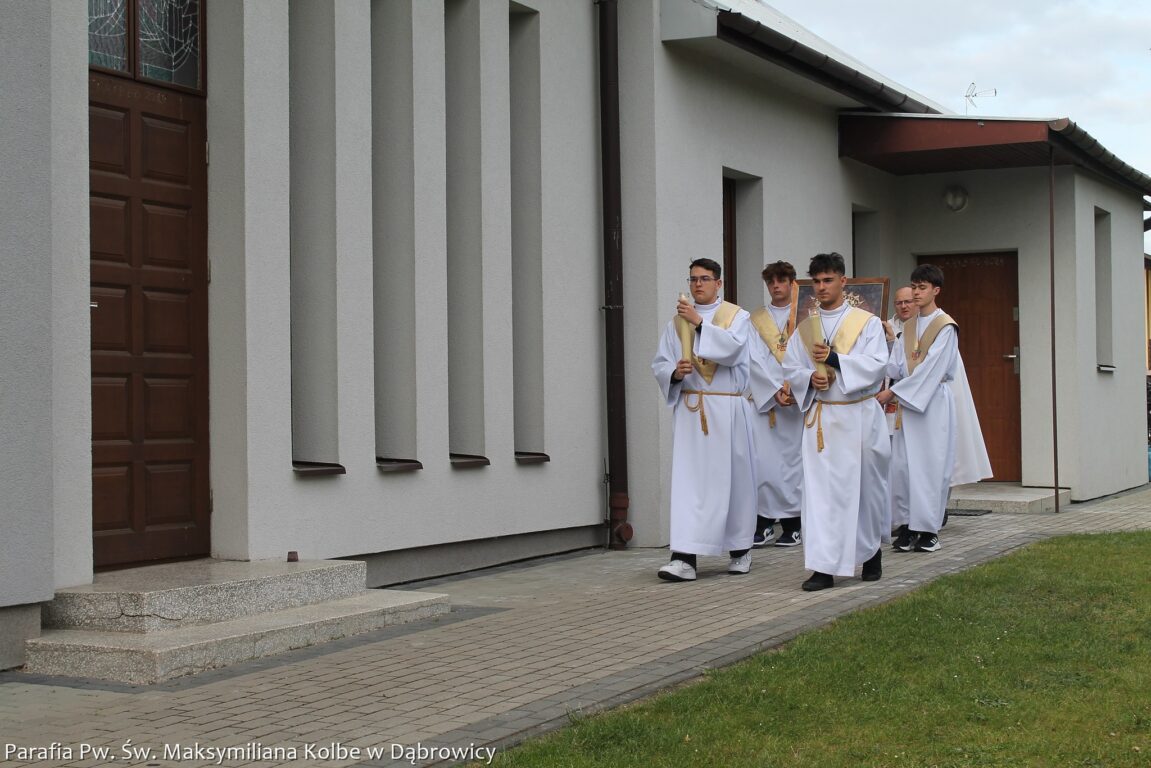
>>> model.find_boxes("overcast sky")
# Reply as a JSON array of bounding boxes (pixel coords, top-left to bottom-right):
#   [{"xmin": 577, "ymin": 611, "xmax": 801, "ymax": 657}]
[{"xmin": 765, "ymin": 0, "xmax": 1151, "ymax": 249}]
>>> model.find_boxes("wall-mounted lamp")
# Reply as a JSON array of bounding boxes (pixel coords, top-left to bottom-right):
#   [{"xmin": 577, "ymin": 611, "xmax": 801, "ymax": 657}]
[{"xmin": 943, "ymin": 185, "xmax": 969, "ymax": 212}]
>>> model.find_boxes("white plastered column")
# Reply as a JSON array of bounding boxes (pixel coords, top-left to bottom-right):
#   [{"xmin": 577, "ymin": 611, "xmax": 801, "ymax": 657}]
[{"xmin": 207, "ymin": 0, "xmax": 292, "ymax": 560}]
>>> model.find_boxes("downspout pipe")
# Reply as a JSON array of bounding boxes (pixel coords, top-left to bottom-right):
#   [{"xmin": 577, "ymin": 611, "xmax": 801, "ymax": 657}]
[
  {"xmin": 597, "ymin": 0, "xmax": 632, "ymax": 549},
  {"xmin": 1048, "ymin": 145, "xmax": 1061, "ymax": 513}
]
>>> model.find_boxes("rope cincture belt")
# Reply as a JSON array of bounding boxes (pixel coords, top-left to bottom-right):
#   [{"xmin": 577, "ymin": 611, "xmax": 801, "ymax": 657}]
[
  {"xmin": 804, "ymin": 393, "xmax": 878, "ymax": 452},
  {"xmin": 682, "ymin": 389, "xmax": 748, "ymax": 435}
]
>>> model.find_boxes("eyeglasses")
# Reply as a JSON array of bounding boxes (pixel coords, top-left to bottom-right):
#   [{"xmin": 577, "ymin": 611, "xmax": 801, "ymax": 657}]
[{"xmin": 687, "ymin": 276, "xmax": 716, "ymax": 284}]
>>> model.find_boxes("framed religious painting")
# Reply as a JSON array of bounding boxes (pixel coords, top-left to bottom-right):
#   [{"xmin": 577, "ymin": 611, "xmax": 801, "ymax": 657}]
[{"xmin": 793, "ymin": 277, "xmax": 890, "ymax": 321}]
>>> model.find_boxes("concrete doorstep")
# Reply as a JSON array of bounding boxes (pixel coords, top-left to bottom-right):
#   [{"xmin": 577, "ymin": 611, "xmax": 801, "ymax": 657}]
[{"xmin": 21, "ymin": 559, "xmax": 449, "ymax": 684}]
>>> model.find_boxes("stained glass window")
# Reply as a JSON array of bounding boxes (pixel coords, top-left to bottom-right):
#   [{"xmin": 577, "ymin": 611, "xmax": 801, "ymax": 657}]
[
  {"xmin": 89, "ymin": 0, "xmax": 129, "ymax": 72},
  {"xmin": 137, "ymin": 0, "xmax": 201, "ymax": 89}
]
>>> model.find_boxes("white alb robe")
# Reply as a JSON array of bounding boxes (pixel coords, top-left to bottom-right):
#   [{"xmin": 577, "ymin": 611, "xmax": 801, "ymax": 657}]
[
  {"xmin": 884, "ymin": 314, "xmax": 908, "ymax": 434},
  {"xmin": 888, "ymin": 310, "xmax": 958, "ymax": 534},
  {"xmin": 948, "ymin": 353, "xmax": 993, "ymax": 486},
  {"xmin": 748, "ymin": 304, "xmax": 803, "ymax": 519},
  {"xmin": 784, "ymin": 305, "xmax": 890, "ymax": 577},
  {"xmin": 652, "ymin": 300, "xmax": 758, "ymax": 556}
]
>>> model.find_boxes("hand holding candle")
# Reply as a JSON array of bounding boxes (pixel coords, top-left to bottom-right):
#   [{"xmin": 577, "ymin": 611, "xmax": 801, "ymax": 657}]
[{"xmin": 674, "ymin": 292, "xmax": 695, "ymax": 362}]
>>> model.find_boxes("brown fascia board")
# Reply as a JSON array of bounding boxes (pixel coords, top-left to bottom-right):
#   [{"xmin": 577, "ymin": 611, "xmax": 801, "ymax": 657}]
[
  {"xmin": 838, "ymin": 113, "xmax": 1151, "ymax": 198},
  {"xmin": 839, "ymin": 115, "xmax": 1050, "ymax": 159}
]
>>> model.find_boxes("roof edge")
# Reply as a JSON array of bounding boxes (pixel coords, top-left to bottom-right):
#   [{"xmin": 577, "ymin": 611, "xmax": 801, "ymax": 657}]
[
  {"xmin": 1047, "ymin": 119, "xmax": 1151, "ymax": 198},
  {"xmin": 714, "ymin": 10, "xmax": 941, "ymax": 115}
]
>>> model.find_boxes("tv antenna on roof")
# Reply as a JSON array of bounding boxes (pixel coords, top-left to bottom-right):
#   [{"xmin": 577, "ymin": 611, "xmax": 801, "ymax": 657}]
[{"xmin": 965, "ymin": 82, "xmax": 997, "ymax": 114}]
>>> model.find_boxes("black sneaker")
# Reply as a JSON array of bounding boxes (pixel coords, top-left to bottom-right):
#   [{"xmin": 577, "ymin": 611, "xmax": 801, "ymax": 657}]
[
  {"xmin": 774, "ymin": 529, "xmax": 801, "ymax": 547},
  {"xmin": 892, "ymin": 525, "xmax": 914, "ymax": 552},
  {"xmin": 914, "ymin": 532, "xmax": 941, "ymax": 552},
  {"xmin": 861, "ymin": 549, "xmax": 882, "ymax": 581},
  {"xmin": 753, "ymin": 524, "xmax": 776, "ymax": 548},
  {"xmin": 801, "ymin": 571, "xmax": 834, "ymax": 591}
]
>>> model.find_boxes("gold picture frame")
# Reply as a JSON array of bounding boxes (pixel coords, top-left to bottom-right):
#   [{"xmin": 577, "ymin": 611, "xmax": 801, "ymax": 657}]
[{"xmin": 792, "ymin": 277, "xmax": 891, "ymax": 321}]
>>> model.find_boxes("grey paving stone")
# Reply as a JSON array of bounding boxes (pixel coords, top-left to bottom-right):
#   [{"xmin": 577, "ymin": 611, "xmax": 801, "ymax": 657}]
[{"xmin": 3, "ymin": 487, "xmax": 1151, "ymax": 767}]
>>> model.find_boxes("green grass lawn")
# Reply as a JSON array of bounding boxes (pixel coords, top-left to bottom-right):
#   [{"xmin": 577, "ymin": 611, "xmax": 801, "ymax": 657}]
[{"xmin": 488, "ymin": 532, "xmax": 1151, "ymax": 768}]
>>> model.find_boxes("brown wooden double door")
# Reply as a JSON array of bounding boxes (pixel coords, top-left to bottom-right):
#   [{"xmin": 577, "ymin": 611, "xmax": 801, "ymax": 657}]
[
  {"xmin": 90, "ymin": 72, "xmax": 210, "ymax": 567},
  {"xmin": 919, "ymin": 253, "xmax": 1021, "ymax": 481}
]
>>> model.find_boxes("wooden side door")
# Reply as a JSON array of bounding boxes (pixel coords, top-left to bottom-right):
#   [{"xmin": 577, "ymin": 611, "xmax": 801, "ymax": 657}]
[
  {"xmin": 90, "ymin": 72, "xmax": 210, "ymax": 566},
  {"xmin": 919, "ymin": 253, "xmax": 1021, "ymax": 481}
]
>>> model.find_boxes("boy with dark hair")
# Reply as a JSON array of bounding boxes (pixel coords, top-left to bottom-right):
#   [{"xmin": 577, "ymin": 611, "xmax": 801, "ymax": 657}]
[
  {"xmin": 877, "ymin": 263, "xmax": 957, "ymax": 552},
  {"xmin": 748, "ymin": 261, "xmax": 803, "ymax": 548},
  {"xmin": 651, "ymin": 258, "xmax": 758, "ymax": 581},
  {"xmin": 783, "ymin": 253, "xmax": 890, "ymax": 590}
]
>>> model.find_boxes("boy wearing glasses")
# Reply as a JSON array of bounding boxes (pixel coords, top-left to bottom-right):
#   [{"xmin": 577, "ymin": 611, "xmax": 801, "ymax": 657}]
[{"xmin": 651, "ymin": 258, "xmax": 758, "ymax": 581}]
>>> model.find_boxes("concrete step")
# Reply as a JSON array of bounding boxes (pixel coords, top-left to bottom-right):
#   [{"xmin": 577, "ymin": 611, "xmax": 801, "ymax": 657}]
[
  {"xmin": 24, "ymin": 589, "xmax": 449, "ymax": 684},
  {"xmin": 43, "ymin": 559, "xmax": 369, "ymax": 632},
  {"xmin": 948, "ymin": 483, "xmax": 1072, "ymax": 514}
]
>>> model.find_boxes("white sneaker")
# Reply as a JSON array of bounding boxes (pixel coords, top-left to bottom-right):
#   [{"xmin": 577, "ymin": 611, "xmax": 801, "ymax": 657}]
[
  {"xmin": 727, "ymin": 552, "xmax": 752, "ymax": 575},
  {"xmin": 658, "ymin": 560, "xmax": 697, "ymax": 582}
]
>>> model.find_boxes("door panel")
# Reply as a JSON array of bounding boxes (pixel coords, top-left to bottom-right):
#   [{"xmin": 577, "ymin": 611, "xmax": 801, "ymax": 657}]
[
  {"xmin": 90, "ymin": 71, "xmax": 209, "ymax": 567},
  {"xmin": 919, "ymin": 253, "xmax": 1022, "ymax": 481}
]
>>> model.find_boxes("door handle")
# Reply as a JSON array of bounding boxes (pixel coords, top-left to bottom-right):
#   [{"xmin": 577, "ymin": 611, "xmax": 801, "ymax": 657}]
[{"xmin": 1003, "ymin": 346, "xmax": 1019, "ymax": 374}]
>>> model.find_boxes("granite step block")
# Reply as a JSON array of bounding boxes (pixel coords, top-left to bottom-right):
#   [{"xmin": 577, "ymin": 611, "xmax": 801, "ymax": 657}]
[
  {"xmin": 948, "ymin": 483, "xmax": 1072, "ymax": 515},
  {"xmin": 25, "ymin": 589, "xmax": 450, "ymax": 684},
  {"xmin": 43, "ymin": 559, "xmax": 369, "ymax": 632}
]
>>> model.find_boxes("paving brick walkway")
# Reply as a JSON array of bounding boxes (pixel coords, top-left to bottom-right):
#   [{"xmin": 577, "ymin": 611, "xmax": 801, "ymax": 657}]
[{"xmin": 4, "ymin": 486, "xmax": 1151, "ymax": 768}]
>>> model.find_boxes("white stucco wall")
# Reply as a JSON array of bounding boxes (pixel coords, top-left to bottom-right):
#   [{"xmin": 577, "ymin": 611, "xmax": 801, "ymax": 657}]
[
  {"xmin": 895, "ymin": 166, "xmax": 1145, "ymax": 500},
  {"xmin": 49, "ymin": 0, "xmax": 93, "ymax": 589},
  {"xmin": 18, "ymin": 0, "xmax": 1145, "ymax": 590},
  {"xmin": 206, "ymin": 0, "xmax": 603, "ymax": 562},
  {"xmin": 0, "ymin": 1, "xmax": 91, "ymax": 605},
  {"xmin": 622, "ymin": 12, "xmax": 896, "ymax": 546},
  {"xmin": 1067, "ymin": 173, "xmax": 1146, "ymax": 499},
  {"xmin": 0, "ymin": 2, "xmax": 56, "ymax": 605}
]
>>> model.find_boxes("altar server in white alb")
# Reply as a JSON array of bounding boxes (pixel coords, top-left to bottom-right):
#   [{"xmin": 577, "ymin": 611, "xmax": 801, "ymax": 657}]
[
  {"xmin": 652, "ymin": 258, "xmax": 758, "ymax": 582},
  {"xmin": 784, "ymin": 253, "xmax": 889, "ymax": 591},
  {"xmin": 747, "ymin": 261, "xmax": 803, "ymax": 548},
  {"xmin": 878, "ymin": 263, "xmax": 961, "ymax": 553}
]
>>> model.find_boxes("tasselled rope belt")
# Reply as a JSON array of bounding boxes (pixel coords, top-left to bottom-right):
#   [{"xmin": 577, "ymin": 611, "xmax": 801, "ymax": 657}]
[
  {"xmin": 804, "ymin": 393, "xmax": 879, "ymax": 452},
  {"xmin": 681, "ymin": 389, "xmax": 750, "ymax": 435}
]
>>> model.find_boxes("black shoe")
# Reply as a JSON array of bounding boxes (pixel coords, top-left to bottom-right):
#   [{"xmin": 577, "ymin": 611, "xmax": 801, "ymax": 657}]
[
  {"xmin": 774, "ymin": 529, "xmax": 802, "ymax": 547},
  {"xmin": 861, "ymin": 549, "xmax": 882, "ymax": 581},
  {"xmin": 893, "ymin": 524, "xmax": 914, "ymax": 552},
  {"xmin": 801, "ymin": 572, "xmax": 834, "ymax": 591},
  {"xmin": 914, "ymin": 532, "xmax": 941, "ymax": 552}
]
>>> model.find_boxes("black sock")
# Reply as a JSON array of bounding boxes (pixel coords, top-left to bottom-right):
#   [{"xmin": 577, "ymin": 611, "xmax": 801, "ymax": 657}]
[
  {"xmin": 781, "ymin": 517, "xmax": 801, "ymax": 534},
  {"xmin": 729, "ymin": 548, "xmax": 749, "ymax": 558},
  {"xmin": 671, "ymin": 552, "xmax": 697, "ymax": 569}
]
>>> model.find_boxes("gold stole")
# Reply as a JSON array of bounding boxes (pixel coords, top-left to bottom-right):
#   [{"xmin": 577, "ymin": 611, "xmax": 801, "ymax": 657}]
[
  {"xmin": 750, "ymin": 305, "xmax": 797, "ymax": 364},
  {"xmin": 904, "ymin": 313, "xmax": 958, "ymax": 373},
  {"xmin": 797, "ymin": 307, "xmax": 873, "ymax": 377},
  {"xmin": 751, "ymin": 305, "xmax": 797, "ymax": 427},
  {"xmin": 675, "ymin": 301, "xmax": 740, "ymax": 384}
]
